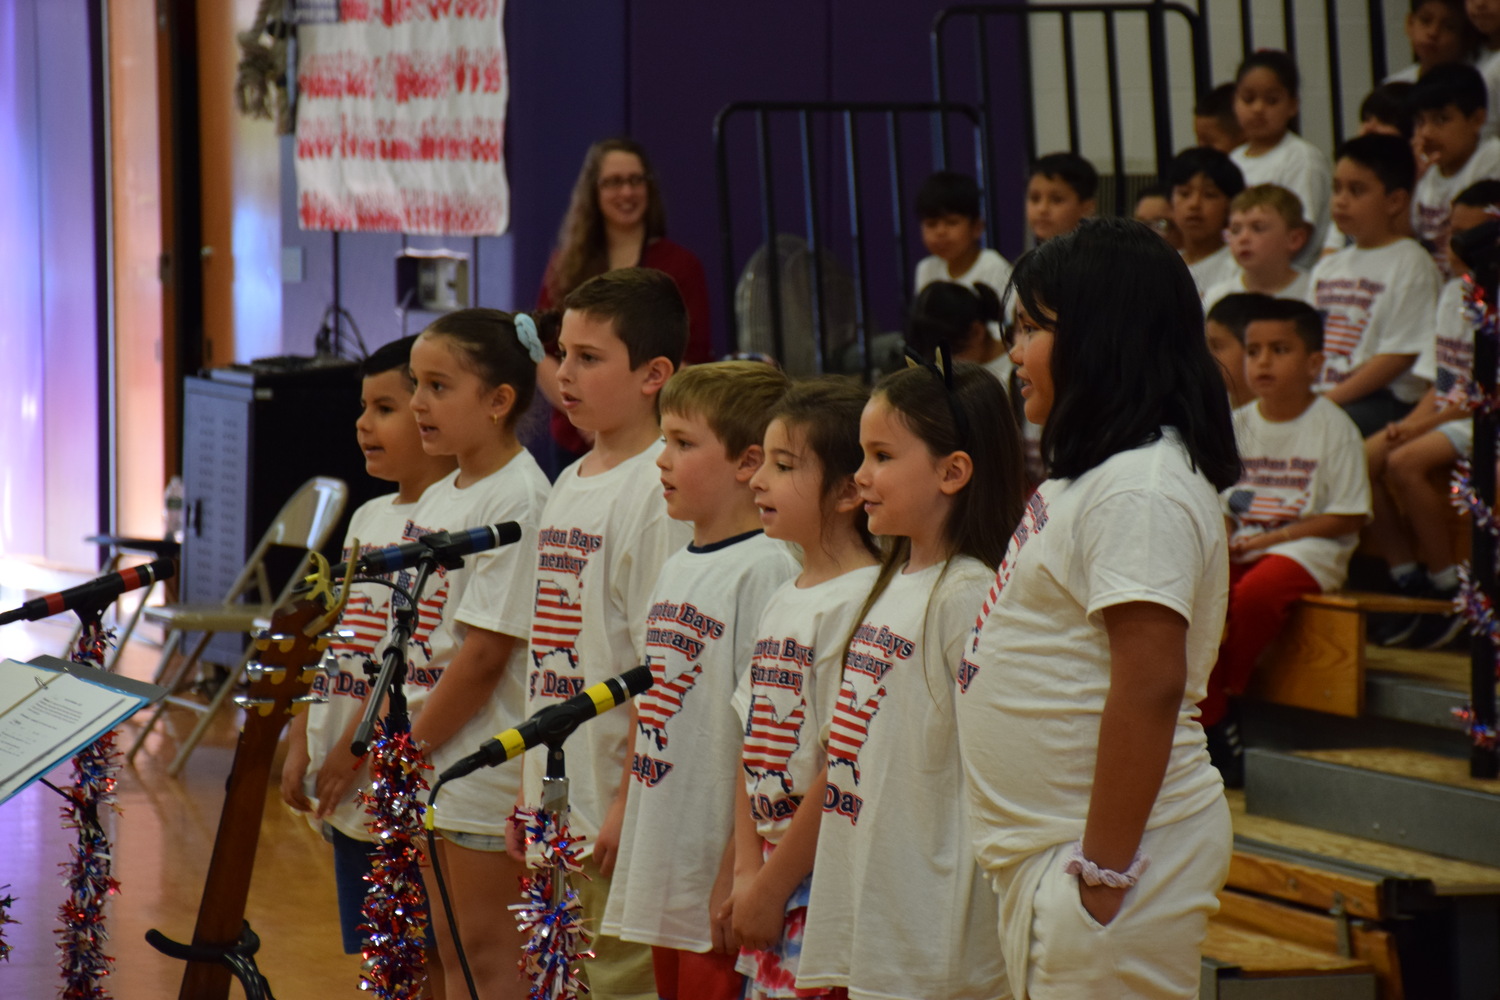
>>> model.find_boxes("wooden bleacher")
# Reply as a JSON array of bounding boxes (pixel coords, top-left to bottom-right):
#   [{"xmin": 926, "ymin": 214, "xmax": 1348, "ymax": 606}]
[
  {"xmin": 1216, "ymin": 587, "xmax": 1500, "ymax": 998},
  {"xmin": 1252, "ymin": 592, "xmax": 1454, "ymax": 717}
]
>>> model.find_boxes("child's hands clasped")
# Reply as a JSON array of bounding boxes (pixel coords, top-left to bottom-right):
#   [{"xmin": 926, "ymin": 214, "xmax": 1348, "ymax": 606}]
[{"xmin": 721, "ymin": 872, "xmax": 787, "ymax": 953}]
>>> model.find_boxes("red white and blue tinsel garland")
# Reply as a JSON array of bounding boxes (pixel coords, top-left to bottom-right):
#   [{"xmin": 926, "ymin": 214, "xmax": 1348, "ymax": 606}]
[
  {"xmin": 357, "ymin": 724, "xmax": 432, "ymax": 999},
  {"xmin": 1452, "ymin": 271, "xmax": 1500, "ymax": 747},
  {"xmin": 0, "ymin": 885, "xmax": 17, "ymax": 963},
  {"xmin": 58, "ymin": 621, "xmax": 119, "ymax": 999},
  {"xmin": 510, "ymin": 807, "xmax": 592, "ymax": 1000}
]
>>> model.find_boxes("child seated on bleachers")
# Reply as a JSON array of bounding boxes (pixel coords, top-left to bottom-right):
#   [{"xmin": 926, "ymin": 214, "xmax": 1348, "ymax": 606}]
[
  {"xmin": 1134, "ymin": 184, "xmax": 1182, "ymax": 249},
  {"xmin": 1203, "ymin": 297, "xmax": 1371, "ymax": 786},
  {"xmin": 1205, "ymin": 292, "xmax": 1265, "ymax": 410},
  {"xmin": 1310, "ymin": 133, "xmax": 1441, "ymax": 436},
  {"xmin": 1365, "ymin": 179, "xmax": 1500, "ymax": 648},
  {"xmin": 1202, "ymin": 184, "xmax": 1313, "ymax": 312},
  {"xmin": 1230, "ymin": 50, "xmax": 1333, "ymax": 266},
  {"xmin": 1410, "ymin": 62, "xmax": 1500, "ymax": 278},
  {"xmin": 1195, "ymin": 82, "xmax": 1244, "ymax": 153},
  {"xmin": 1322, "ymin": 83, "xmax": 1419, "ymax": 257},
  {"xmin": 1025, "ymin": 151, "xmax": 1097, "ymax": 242},
  {"xmin": 1168, "ymin": 146, "xmax": 1247, "ymax": 296},
  {"xmin": 913, "ymin": 170, "xmax": 1011, "ymax": 294},
  {"xmin": 1388, "ymin": 0, "xmax": 1476, "ymax": 82},
  {"xmin": 906, "ymin": 281, "xmax": 1010, "ymax": 385}
]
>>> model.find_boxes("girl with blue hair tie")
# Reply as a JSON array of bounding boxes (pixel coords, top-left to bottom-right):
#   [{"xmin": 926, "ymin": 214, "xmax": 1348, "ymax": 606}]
[{"xmin": 404, "ymin": 307, "xmax": 554, "ymax": 999}]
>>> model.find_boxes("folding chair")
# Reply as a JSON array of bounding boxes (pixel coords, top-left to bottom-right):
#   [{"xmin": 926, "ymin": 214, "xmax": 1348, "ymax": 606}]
[{"xmin": 126, "ymin": 476, "xmax": 347, "ymax": 776}]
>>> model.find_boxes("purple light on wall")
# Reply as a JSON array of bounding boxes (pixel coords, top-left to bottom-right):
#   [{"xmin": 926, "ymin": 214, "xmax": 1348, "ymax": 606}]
[{"xmin": 0, "ymin": 0, "xmax": 47, "ymax": 561}]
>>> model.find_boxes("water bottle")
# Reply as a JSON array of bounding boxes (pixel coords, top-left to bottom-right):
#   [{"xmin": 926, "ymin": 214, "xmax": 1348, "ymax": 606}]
[{"xmin": 164, "ymin": 475, "xmax": 185, "ymax": 543}]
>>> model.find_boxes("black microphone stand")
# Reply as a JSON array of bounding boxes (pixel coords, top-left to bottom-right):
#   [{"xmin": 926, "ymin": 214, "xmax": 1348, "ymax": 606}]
[{"xmin": 350, "ymin": 557, "xmax": 434, "ymax": 757}]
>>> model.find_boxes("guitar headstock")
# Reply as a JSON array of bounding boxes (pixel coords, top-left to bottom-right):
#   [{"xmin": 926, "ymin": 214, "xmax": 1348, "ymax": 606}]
[{"xmin": 235, "ymin": 551, "xmax": 354, "ymax": 726}]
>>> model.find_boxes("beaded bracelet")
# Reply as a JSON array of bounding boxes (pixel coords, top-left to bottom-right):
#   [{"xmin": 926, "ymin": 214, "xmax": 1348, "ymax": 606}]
[{"xmin": 1063, "ymin": 842, "xmax": 1150, "ymax": 888}]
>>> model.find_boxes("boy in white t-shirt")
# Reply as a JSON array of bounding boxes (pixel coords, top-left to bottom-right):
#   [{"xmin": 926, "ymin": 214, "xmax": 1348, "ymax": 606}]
[
  {"xmin": 912, "ymin": 171, "xmax": 1011, "ymax": 296},
  {"xmin": 1025, "ymin": 151, "xmax": 1098, "ymax": 242},
  {"xmin": 603, "ymin": 363, "xmax": 799, "ymax": 1000},
  {"xmin": 1310, "ymin": 133, "xmax": 1442, "ymax": 436},
  {"xmin": 1367, "ymin": 183, "xmax": 1499, "ymax": 649},
  {"xmin": 1168, "ymin": 145, "xmax": 1248, "ymax": 296},
  {"xmin": 1409, "ymin": 62, "xmax": 1500, "ymax": 277},
  {"xmin": 508, "ymin": 269, "xmax": 694, "ymax": 1000},
  {"xmin": 1389, "ymin": 0, "xmax": 1474, "ymax": 83},
  {"xmin": 279, "ymin": 336, "xmax": 456, "ymax": 958},
  {"xmin": 1202, "ymin": 183, "xmax": 1313, "ymax": 312},
  {"xmin": 1203, "ymin": 299, "xmax": 1370, "ymax": 786}
]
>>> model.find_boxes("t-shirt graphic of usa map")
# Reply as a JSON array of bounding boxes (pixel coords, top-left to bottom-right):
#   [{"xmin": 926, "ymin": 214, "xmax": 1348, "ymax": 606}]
[
  {"xmin": 631, "ymin": 598, "xmax": 725, "ymax": 787},
  {"xmin": 529, "ymin": 525, "xmax": 602, "ymax": 704},
  {"xmin": 825, "ymin": 621, "xmax": 913, "ymax": 823}
]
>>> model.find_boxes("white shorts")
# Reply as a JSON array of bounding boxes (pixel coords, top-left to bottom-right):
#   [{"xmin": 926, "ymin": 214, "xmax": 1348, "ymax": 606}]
[
  {"xmin": 1437, "ymin": 417, "xmax": 1473, "ymax": 459},
  {"xmin": 992, "ymin": 797, "xmax": 1232, "ymax": 999}
]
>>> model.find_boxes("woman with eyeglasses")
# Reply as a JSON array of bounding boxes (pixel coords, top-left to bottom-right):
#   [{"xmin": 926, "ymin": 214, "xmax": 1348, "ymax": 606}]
[{"xmin": 534, "ymin": 138, "xmax": 713, "ymax": 458}]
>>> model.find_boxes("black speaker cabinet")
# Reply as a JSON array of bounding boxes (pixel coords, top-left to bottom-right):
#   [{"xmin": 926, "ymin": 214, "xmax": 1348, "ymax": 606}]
[{"xmin": 180, "ymin": 363, "xmax": 382, "ymax": 666}]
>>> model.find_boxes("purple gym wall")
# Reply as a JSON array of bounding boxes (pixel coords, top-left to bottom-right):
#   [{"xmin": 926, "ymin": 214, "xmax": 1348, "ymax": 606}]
[{"xmin": 279, "ymin": 1, "xmax": 1024, "ymax": 361}]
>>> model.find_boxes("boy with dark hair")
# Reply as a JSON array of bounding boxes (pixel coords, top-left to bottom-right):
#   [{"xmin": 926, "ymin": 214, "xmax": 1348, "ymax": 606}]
[
  {"xmin": 912, "ymin": 170, "xmax": 1012, "ymax": 295},
  {"xmin": 512, "ymin": 267, "xmax": 695, "ymax": 999},
  {"xmin": 1025, "ymin": 151, "xmax": 1098, "ymax": 242},
  {"xmin": 1134, "ymin": 183, "xmax": 1182, "ymax": 248},
  {"xmin": 1367, "ymin": 179, "xmax": 1500, "ymax": 647},
  {"xmin": 1409, "ymin": 62, "xmax": 1500, "ymax": 277},
  {"xmin": 603, "ymin": 362, "xmax": 799, "ymax": 999},
  {"xmin": 1389, "ymin": 0, "xmax": 1476, "ymax": 82},
  {"xmin": 1361, "ymin": 82, "xmax": 1418, "ymax": 139},
  {"xmin": 1309, "ymin": 133, "xmax": 1442, "ymax": 435},
  {"xmin": 1204, "ymin": 296, "xmax": 1371, "ymax": 785},
  {"xmin": 1167, "ymin": 145, "xmax": 1247, "ymax": 294},
  {"xmin": 1206, "ymin": 291, "xmax": 1269, "ymax": 409},
  {"xmin": 1195, "ymin": 82, "xmax": 1244, "ymax": 152},
  {"xmin": 280, "ymin": 335, "xmax": 457, "ymax": 961}
]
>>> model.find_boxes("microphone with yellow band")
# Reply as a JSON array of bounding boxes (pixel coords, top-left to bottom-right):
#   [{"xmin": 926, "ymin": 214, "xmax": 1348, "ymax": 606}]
[{"xmin": 436, "ymin": 665, "xmax": 654, "ymax": 783}]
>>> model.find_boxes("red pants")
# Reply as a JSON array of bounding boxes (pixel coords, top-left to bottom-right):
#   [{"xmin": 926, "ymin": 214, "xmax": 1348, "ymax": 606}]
[
  {"xmin": 1200, "ymin": 555, "xmax": 1320, "ymax": 728},
  {"xmin": 651, "ymin": 945, "xmax": 744, "ymax": 1000}
]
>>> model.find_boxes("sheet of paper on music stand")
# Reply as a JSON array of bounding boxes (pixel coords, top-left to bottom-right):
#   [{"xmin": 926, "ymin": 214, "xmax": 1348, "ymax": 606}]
[{"xmin": 0, "ymin": 659, "xmax": 150, "ymax": 804}]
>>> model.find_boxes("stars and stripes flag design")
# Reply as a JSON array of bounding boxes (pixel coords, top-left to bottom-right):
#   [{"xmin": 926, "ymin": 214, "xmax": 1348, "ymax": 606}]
[{"xmin": 742, "ymin": 695, "xmax": 806, "ymax": 795}]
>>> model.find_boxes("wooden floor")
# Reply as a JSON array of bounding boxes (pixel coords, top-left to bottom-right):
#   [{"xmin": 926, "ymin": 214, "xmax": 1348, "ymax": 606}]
[{"xmin": 0, "ymin": 615, "xmax": 365, "ymax": 998}]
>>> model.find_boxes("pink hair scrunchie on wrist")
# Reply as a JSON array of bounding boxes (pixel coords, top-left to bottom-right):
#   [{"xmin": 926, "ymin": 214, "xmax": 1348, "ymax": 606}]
[{"xmin": 1063, "ymin": 842, "xmax": 1150, "ymax": 888}]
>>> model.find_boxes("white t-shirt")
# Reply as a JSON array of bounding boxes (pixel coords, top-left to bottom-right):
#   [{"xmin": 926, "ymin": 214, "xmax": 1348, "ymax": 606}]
[
  {"xmin": 304, "ymin": 494, "xmax": 423, "ymax": 839},
  {"xmin": 1412, "ymin": 137, "xmax": 1500, "ymax": 279},
  {"xmin": 798, "ymin": 558, "xmax": 1008, "ymax": 1000},
  {"xmin": 914, "ymin": 247, "xmax": 1012, "ymax": 295},
  {"xmin": 956, "ymin": 432, "xmax": 1228, "ymax": 872},
  {"xmin": 1231, "ymin": 133, "xmax": 1333, "ymax": 268},
  {"xmin": 734, "ymin": 566, "xmax": 880, "ymax": 845},
  {"xmin": 521, "ymin": 442, "xmax": 694, "ymax": 851},
  {"xmin": 1309, "ymin": 238, "xmax": 1442, "ymax": 402},
  {"xmin": 603, "ymin": 531, "xmax": 799, "ymax": 951},
  {"xmin": 1201, "ymin": 268, "xmax": 1312, "ymax": 314},
  {"xmin": 1185, "ymin": 245, "xmax": 1239, "ymax": 298},
  {"xmin": 1224, "ymin": 397, "xmax": 1370, "ymax": 592},
  {"xmin": 413, "ymin": 452, "xmax": 552, "ymax": 836},
  {"xmin": 1478, "ymin": 49, "xmax": 1500, "ymax": 141},
  {"xmin": 1415, "ymin": 278, "xmax": 1477, "ymax": 409},
  {"xmin": 915, "ymin": 248, "xmax": 1015, "ymax": 341}
]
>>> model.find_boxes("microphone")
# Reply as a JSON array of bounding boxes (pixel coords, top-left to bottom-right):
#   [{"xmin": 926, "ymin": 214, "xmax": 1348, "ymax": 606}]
[
  {"xmin": 329, "ymin": 523, "xmax": 522, "ymax": 577},
  {"xmin": 438, "ymin": 665, "xmax": 654, "ymax": 782},
  {"xmin": 0, "ymin": 557, "xmax": 176, "ymax": 626}
]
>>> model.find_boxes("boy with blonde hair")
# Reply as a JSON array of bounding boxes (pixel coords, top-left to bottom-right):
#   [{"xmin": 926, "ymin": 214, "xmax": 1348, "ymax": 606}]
[
  {"xmin": 603, "ymin": 362, "xmax": 800, "ymax": 1000},
  {"xmin": 510, "ymin": 268, "xmax": 693, "ymax": 1000},
  {"xmin": 1203, "ymin": 184, "xmax": 1315, "ymax": 310}
]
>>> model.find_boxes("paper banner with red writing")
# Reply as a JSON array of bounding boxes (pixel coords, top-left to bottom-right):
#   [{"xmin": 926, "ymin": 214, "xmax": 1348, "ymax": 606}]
[{"xmin": 294, "ymin": 0, "xmax": 509, "ymax": 235}]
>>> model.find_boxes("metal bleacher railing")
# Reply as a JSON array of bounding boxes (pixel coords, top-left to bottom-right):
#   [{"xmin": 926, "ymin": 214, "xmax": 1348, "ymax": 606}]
[{"xmin": 713, "ymin": 101, "xmax": 988, "ymax": 378}]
